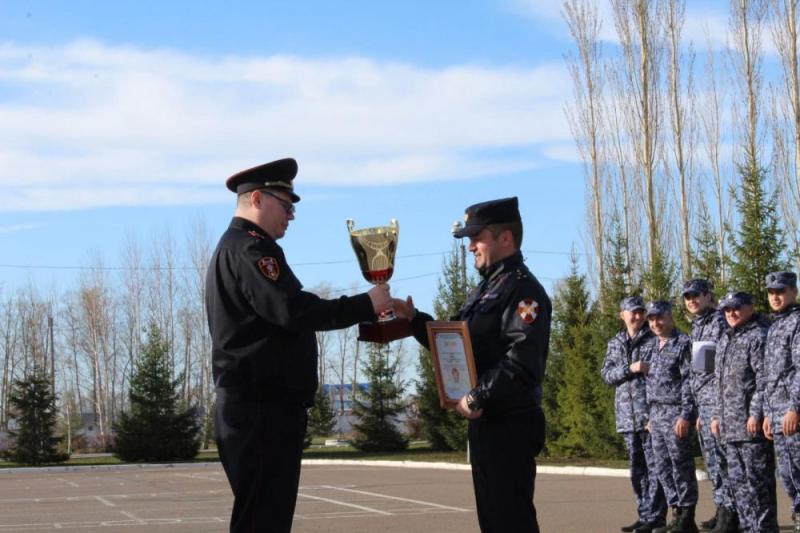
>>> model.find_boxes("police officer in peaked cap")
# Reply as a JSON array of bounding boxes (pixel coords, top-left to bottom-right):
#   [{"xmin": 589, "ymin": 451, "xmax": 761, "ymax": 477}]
[
  {"xmin": 205, "ymin": 158, "xmax": 394, "ymax": 532},
  {"xmin": 394, "ymin": 197, "xmax": 552, "ymax": 532}
]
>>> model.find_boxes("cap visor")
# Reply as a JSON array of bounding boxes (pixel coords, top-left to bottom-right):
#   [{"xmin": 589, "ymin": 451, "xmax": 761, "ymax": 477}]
[{"xmin": 453, "ymin": 224, "xmax": 484, "ymax": 238}]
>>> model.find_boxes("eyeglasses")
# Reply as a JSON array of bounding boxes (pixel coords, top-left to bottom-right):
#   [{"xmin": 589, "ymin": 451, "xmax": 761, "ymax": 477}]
[{"xmin": 259, "ymin": 190, "xmax": 295, "ymax": 215}]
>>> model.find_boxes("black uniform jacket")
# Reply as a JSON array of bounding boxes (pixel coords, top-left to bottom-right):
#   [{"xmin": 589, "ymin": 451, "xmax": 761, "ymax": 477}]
[
  {"xmin": 206, "ymin": 217, "xmax": 376, "ymax": 405},
  {"xmin": 410, "ymin": 252, "xmax": 552, "ymax": 416}
]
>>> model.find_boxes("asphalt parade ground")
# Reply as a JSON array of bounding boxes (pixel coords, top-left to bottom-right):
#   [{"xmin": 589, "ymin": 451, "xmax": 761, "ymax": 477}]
[{"xmin": 0, "ymin": 462, "xmax": 794, "ymax": 532}]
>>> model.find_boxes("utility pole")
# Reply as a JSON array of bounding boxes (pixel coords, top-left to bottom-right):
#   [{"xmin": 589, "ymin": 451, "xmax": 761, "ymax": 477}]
[{"xmin": 451, "ymin": 221, "xmax": 467, "ymax": 297}]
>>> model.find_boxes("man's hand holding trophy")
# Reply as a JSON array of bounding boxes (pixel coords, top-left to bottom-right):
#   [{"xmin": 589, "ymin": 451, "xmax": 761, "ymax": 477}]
[{"xmin": 346, "ymin": 218, "xmax": 412, "ymax": 343}]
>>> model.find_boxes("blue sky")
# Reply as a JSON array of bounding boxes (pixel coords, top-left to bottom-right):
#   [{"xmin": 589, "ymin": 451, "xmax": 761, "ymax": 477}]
[{"xmin": 0, "ymin": 0, "xmax": 732, "ymax": 310}]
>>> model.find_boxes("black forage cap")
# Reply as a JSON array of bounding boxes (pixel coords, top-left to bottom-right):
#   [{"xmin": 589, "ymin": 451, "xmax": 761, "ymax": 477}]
[
  {"xmin": 225, "ymin": 158, "xmax": 300, "ymax": 202},
  {"xmin": 453, "ymin": 197, "xmax": 521, "ymax": 238}
]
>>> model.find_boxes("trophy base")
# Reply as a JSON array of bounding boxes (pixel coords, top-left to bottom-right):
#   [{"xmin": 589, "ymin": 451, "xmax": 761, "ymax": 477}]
[{"xmin": 357, "ymin": 318, "xmax": 412, "ymax": 343}]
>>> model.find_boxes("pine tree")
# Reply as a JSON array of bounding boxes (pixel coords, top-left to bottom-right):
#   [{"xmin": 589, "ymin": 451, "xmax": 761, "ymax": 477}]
[
  {"xmin": 550, "ymin": 257, "xmax": 621, "ymax": 458},
  {"xmin": 415, "ymin": 242, "xmax": 474, "ymax": 451},
  {"xmin": 307, "ymin": 386, "xmax": 337, "ymax": 442},
  {"xmin": 352, "ymin": 342, "xmax": 408, "ymax": 452},
  {"xmin": 728, "ymin": 162, "xmax": 787, "ymax": 312},
  {"xmin": 6, "ymin": 366, "xmax": 67, "ymax": 465},
  {"xmin": 113, "ymin": 323, "xmax": 201, "ymax": 462},
  {"xmin": 642, "ymin": 247, "xmax": 675, "ymax": 302},
  {"xmin": 691, "ymin": 199, "xmax": 724, "ymax": 295}
]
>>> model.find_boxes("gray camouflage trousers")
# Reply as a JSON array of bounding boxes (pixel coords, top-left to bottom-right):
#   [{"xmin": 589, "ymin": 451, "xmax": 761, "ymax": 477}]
[
  {"xmin": 623, "ymin": 430, "xmax": 667, "ymax": 523},
  {"xmin": 774, "ymin": 430, "xmax": 800, "ymax": 513},
  {"xmin": 649, "ymin": 403, "xmax": 698, "ymax": 508},
  {"xmin": 725, "ymin": 440, "xmax": 777, "ymax": 532},
  {"xmin": 697, "ymin": 403, "xmax": 727, "ymax": 507}
]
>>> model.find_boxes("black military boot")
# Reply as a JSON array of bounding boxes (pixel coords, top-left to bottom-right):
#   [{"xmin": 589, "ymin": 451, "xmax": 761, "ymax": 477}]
[
  {"xmin": 699, "ymin": 507, "xmax": 719, "ymax": 531},
  {"xmin": 653, "ymin": 507, "xmax": 681, "ymax": 533},
  {"xmin": 708, "ymin": 507, "xmax": 737, "ymax": 533},
  {"xmin": 622, "ymin": 519, "xmax": 644, "ymax": 532},
  {"xmin": 671, "ymin": 506, "xmax": 698, "ymax": 533},
  {"xmin": 634, "ymin": 518, "xmax": 666, "ymax": 533}
]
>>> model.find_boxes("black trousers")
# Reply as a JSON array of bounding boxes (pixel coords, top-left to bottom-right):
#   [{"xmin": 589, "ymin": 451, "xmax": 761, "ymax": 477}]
[
  {"xmin": 215, "ymin": 388, "xmax": 308, "ymax": 533},
  {"xmin": 469, "ymin": 406, "xmax": 545, "ymax": 533}
]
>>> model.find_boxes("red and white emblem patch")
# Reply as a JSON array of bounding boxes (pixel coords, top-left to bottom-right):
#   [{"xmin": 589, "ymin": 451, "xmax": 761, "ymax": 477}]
[
  {"xmin": 517, "ymin": 299, "xmax": 539, "ymax": 324},
  {"xmin": 257, "ymin": 257, "xmax": 280, "ymax": 281}
]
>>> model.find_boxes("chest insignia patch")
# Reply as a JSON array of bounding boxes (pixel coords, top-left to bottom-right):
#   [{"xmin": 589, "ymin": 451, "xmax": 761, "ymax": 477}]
[
  {"xmin": 258, "ymin": 256, "xmax": 280, "ymax": 281},
  {"xmin": 517, "ymin": 299, "xmax": 539, "ymax": 324}
]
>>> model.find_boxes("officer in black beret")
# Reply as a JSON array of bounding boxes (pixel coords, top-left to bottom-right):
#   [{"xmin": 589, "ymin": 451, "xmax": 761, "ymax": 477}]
[
  {"xmin": 206, "ymin": 158, "xmax": 393, "ymax": 533},
  {"xmin": 394, "ymin": 197, "xmax": 552, "ymax": 532}
]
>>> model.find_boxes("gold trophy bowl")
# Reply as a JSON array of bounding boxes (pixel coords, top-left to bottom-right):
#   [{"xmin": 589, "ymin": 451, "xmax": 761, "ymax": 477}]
[{"xmin": 347, "ymin": 218, "xmax": 411, "ymax": 343}]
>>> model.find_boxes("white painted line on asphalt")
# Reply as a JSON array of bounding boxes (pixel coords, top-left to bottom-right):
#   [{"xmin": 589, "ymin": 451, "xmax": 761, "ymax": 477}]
[
  {"xmin": 94, "ymin": 495, "xmax": 116, "ymax": 507},
  {"xmin": 56, "ymin": 478, "xmax": 79, "ymax": 488},
  {"xmin": 325, "ymin": 485, "xmax": 471, "ymax": 513},
  {"xmin": 119, "ymin": 511, "xmax": 145, "ymax": 525},
  {"xmin": 173, "ymin": 472, "xmax": 224, "ymax": 483},
  {"xmin": 298, "ymin": 491, "xmax": 393, "ymax": 516}
]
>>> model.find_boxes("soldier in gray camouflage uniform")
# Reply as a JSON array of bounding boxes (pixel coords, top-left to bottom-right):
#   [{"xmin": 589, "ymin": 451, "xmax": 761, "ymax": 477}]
[
  {"xmin": 602, "ymin": 296, "xmax": 667, "ymax": 533},
  {"xmin": 644, "ymin": 301, "xmax": 698, "ymax": 533},
  {"xmin": 681, "ymin": 279, "xmax": 732, "ymax": 531},
  {"xmin": 762, "ymin": 272, "xmax": 800, "ymax": 533},
  {"xmin": 711, "ymin": 291, "xmax": 777, "ymax": 533}
]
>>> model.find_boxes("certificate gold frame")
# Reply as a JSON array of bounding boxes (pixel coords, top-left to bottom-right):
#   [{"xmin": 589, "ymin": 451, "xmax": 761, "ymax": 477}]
[{"xmin": 425, "ymin": 321, "xmax": 478, "ymax": 409}]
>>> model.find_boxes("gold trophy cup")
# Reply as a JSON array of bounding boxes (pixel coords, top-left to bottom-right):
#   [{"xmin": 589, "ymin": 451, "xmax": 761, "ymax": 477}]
[{"xmin": 346, "ymin": 218, "xmax": 412, "ymax": 343}]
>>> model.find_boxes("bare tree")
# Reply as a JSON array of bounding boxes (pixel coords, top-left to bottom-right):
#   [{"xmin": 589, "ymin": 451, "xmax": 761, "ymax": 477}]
[
  {"xmin": 700, "ymin": 33, "xmax": 731, "ymax": 284},
  {"xmin": 564, "ymin": 0, "xmax": 607, "ymax": 288},
  {"xmin": 76, "ymin": 260, "xmax": 116, "ymax": 449},
  {"xmin": 183, "ymin": 216, "xmax": 214, "ymax": 444},
  {"xmin": 611, "ymin": 0, "xmax": 666, "ymax": 276},
  {"xmin": 770, "ymin": 0, "xmax": 800, "ymax": 267},
  {"xmin": 730, "ymin": 0, "xmax": 768, "ymax": 167},
  {"xmin": 664, "ymin": 0, "xmax": 697, "ymax": 279}
]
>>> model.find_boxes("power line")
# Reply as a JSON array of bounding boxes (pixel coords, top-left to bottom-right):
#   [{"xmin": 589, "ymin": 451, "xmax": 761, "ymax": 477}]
[{"xmin": 0, "ymin": 248, "xmax": 581, "ymax": 272}]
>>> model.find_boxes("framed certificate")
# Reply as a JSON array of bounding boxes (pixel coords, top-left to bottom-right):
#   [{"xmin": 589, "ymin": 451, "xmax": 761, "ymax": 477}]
[{"xmin": 425, "ymin": 321, "xmax": 478, "ymax": 409}]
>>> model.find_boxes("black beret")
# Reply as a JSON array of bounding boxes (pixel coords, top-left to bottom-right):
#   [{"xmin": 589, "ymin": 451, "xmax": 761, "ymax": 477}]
[
  {"xmin": 225, "ymin": 158, "xmax": 300, "ymax": 202},
  {"xmin": 453, "ymin": 197, "xmax": 521, "ymax": 238}
]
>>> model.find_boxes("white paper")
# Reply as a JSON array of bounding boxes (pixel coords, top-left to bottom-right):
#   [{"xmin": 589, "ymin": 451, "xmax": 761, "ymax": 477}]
[{"xmin": 691, "ymin": 341, "xmax": 716, "ymax": 373}]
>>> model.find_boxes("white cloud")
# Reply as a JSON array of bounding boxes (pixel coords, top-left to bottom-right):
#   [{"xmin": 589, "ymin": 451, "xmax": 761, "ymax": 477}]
[
  {"xmin": 0, "ymin": 223, "xmax": 39, "ymax": 234},
  {"xmin": 0, "ymin": 40, "xmax": 574, "ymax": 212}
]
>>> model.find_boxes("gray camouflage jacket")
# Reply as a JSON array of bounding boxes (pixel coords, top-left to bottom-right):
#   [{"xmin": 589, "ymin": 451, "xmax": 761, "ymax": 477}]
[
  {"xmin": 763, "ymin": 304, "xmax": 800, "ymax": 427},
  {"xmin": 713, "ymin": 315, "xmax": 769, "ymax": 444},
  {"xmin": 601, "ymin": 326, "xmax": 654, "ymax": 433},
  {"xmin": 645, "ymin": 329, "xmax": 693, "ymax": 422},
  {"xmin": 690, "ymin": 308, "xmax": 727, "ymax": 407}
]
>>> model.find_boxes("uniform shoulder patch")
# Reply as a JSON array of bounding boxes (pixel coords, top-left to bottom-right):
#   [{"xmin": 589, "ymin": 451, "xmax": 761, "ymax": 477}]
[
  {"xmin": 517, "ymin": 299, "xmax": 539, "ymax": 324},
  {"xmin": 257, "ymin": 256, "xmax": 280, "ymax": 281}
]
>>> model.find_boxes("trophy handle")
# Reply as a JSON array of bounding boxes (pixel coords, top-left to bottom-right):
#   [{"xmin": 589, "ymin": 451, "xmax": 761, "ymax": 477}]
[
  {"xmin": 346, "ymin": 219, "xmax": 355, "ymax": 233},
  {"xmin": 390, "ymin": 218, "xmax": 398, "ymax": 231}
]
